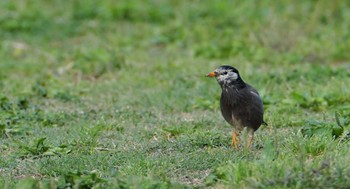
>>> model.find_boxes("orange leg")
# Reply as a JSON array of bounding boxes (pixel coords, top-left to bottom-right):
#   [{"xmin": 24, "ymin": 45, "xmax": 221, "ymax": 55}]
[
  {"xmin": 232, "ymin": 131, "xmax": 239, "ymax": 149},
  {"xmin": 246, "ymin": 130, "xmax": 254, "ymax": 150}
]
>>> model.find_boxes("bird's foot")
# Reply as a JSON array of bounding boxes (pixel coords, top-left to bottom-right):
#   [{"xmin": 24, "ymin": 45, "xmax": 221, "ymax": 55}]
[
  {"xmin": 246, "ymin": 135, "xmax": 253, "ymax": 150},
  {"xmin": 232, "ymin": 131, "xmax": 239, "ymax": 149}
]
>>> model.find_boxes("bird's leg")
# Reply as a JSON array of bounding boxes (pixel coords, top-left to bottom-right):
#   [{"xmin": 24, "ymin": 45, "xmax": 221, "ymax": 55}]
[
  {"xmin": 246, "ymin": 129, "xmax": 254, "ymax": 149},
  {"xmin": 232, "ymin": 131, "xmax": 239, "ymax": 149}
]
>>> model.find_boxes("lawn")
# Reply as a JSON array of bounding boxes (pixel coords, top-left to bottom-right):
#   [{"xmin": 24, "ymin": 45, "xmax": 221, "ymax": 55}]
[{"xmin": 1, "ymin": 0, "xmax": 350, "ymax": 188}]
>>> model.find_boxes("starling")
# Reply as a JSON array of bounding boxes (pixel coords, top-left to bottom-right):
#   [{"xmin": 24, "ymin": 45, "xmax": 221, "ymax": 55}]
[{"xmin": 207, "ymin": 65, "xmax": 265, "ymax": 149}]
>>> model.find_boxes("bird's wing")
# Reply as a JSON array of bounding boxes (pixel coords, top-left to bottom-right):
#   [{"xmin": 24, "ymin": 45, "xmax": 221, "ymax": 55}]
[
  {"xmin": 246, "ymin": 85, "xmax": 260, "ymax": 97},
  {"xmin": 246, "ymin": 85, "xmax": 268, "ymax": 126}
]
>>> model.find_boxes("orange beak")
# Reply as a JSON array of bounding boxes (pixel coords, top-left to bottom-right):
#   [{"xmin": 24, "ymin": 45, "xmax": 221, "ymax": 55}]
[{"xmin": 206, "ymin": 72, "xmax": 217, "ymax": 77}]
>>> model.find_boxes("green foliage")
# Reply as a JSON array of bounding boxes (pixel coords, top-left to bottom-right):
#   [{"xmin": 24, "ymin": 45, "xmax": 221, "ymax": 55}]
[
  {"xmin": 32, "ymin": 81, "xmax": 48, "ymax": 98},
  {"xmin": 301, "ymin": 112, "xmax": 350, "ymax": 139},
  {"xmin": 14, "ymin": 178, "xmax": 40, "ymax": 189},
  {"xmin": 19, "ymin": 137, "xmax": 71, "ymax": 157},
  {"xmin": 58, "ymin": 170, "xmax": 107, "ymax": 189},
  {"xmin": 0, "ymin": 95, "xmax": 12, "ymax": 112},
  {"xmin": 71, "ymin": 47, "xmax": 125, "ymax": 78},
  {"xmin": 0, "ymin": 122, "xmax": 5, "ymax": 136},
  {"xmin": 205, "ymin": 158, "xmax": 350, "ymax": 188},
  {"xmin": 1, "ymin": 0, "xmax": 350, "ymax": 188},
  {"xmin": 6, "ymin": 172, "xmax": 184, "ymax": 189}
]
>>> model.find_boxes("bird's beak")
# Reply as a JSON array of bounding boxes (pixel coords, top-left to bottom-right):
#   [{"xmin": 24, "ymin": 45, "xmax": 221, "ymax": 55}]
[{"xmin": 206, "ymin": 72, "xmax": 217, "ymax": 77}]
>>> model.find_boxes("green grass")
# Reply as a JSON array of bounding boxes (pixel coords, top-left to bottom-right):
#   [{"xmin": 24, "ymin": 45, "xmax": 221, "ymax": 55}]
[{"xmin": 1, "ymin": 0, "xmax": 350, "ymax": 188}]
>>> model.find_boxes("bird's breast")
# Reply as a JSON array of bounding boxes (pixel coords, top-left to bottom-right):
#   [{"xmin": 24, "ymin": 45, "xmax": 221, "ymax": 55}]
[{"xmin": 219, "ymin": 85, "xmax": 264, "ymax": 131}]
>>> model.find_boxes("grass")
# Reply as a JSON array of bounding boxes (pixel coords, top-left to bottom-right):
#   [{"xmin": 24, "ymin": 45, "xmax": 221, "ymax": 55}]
[{"xmin": 1, "ymin": 0, "xmax": 350, "ymax": 188}]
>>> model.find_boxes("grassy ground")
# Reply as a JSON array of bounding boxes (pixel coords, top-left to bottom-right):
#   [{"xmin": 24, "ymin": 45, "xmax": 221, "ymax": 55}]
[{"xmin": 1, "ymin": 0, "xmax": 350, "ymax": 188}]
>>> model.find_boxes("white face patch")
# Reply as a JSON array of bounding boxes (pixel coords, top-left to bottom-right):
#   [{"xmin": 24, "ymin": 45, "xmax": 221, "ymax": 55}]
[
  {"xmin": 216, "ymin": 70, "xmax": 238, "ymax": 85},
  {"xmin": 228, "ymin": 72, "xmax": 238, "ymax": 80}
]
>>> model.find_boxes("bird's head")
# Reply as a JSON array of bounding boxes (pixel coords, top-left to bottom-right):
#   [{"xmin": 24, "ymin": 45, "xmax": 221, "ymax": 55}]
[{"xmin": 206, "ymin": 65, "xmax": 245, "ymax": 88}]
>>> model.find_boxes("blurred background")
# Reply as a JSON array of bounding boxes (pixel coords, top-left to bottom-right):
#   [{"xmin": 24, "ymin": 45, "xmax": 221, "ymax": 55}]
[
  {"xmin": 1, "ymin": 0, "xmax": 349, "ymax": 124},
  {"xmin": 1, "ymin": 0, "xmax": 350, "ymax": 188}
]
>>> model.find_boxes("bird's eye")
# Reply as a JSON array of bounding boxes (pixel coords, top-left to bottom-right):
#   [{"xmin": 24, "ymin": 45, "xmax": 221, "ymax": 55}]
[{"xmin": 223, "ymin": 71, "xmax": 228, "ymax": 75}]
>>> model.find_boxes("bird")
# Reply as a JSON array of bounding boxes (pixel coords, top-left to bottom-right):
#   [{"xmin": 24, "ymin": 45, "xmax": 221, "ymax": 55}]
[{"xmin": 206, "ymin": 65, "xmax": 265, "ymax": 149}]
